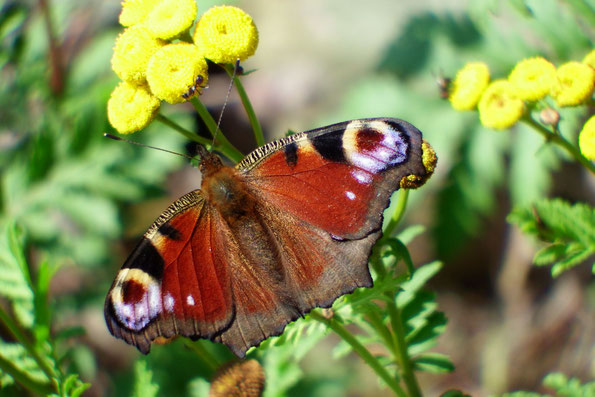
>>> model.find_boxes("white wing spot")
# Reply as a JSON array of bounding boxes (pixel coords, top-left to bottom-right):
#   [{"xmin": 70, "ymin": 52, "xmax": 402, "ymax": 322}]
[
  {"xmin": 352, "ymin": 169, "xmax": 372, "ymax": 184},
  {"xmin": 186, "ymin": 294, "xmax": 195, "ymax": 306},
  {"xmin": 164, "ymin": 293, "xmax": 175, "ymax": 312},
  {"xmin": 346, "ymin": 191, "xmax": 356, "ymax": 200}
]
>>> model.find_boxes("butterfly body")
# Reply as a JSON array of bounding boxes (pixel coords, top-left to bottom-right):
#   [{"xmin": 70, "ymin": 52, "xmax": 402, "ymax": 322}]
[{"xmin": 105, "ymin": 118, "xmax": 436, "ymax": 357}]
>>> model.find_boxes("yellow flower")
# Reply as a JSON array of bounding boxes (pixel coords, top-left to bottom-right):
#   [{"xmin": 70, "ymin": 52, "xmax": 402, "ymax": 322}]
[
  {"xmin": 578, "ymin": 115, "xmax": 595, "ymax": 161},
  {"xmin": 583, "ymin": 49, "xmax": 595, "ymax": 69},
  {"xmin": 478, "ymin": 80, "xmax": 524, "ymax": 130},
  {"xmin": 449, "ymin": 62, "xmax": 490, "ymax": 111},
  {"xmin": 107, "ymin": 81, "xmax": 160, "ymax": 134},
  {"xmin": 508, "ymin": 57, "xmax": 556, "ymax": 101},
  {"xmin": 145, "ymin": 0, "xmax": 197, "ymax": 40},
  {"xmin": 551, "ymin": 61, "xmax": 595, "ymax": 107},
  {"xmin": 119, "ymin": 0, "xmax": 161, "ymax": 27},
  {"xmin": 193, "ymin": 6, "xmax": 259, "ymax": 64},
  {"xmin": 111, "ymin": 25, "xmax": 164, "ymax": 83},
  {"xmin": 146, "ymin": 43, "xmax": 208, "ymax": 104}
]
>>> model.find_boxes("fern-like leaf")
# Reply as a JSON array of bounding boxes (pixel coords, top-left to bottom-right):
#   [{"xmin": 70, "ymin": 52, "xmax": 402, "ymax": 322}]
[{"xmin": 508, "ymin": 198, "xmax": 595, "ymax": 276}]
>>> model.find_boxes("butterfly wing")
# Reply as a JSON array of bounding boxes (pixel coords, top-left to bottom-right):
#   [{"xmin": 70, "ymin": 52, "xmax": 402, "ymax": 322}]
[
  {"xmin": 211, "ymin": 118, "xmax": 434, "ymax": 355},
  {"xmin": 104, "ymin": 191, "xmax": 312, "ymax": 356},
  {"xmin": 237, "ymin": 118, "xmax": 431, "ymax": 240},
  {"xmin": 104, "ymin": 191, "xmax": 239, "ymax": 353}
]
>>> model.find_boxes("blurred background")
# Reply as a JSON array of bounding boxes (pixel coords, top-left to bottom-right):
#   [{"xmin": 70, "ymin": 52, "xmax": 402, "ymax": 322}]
[{"xmin": 0, "ymin": 0, "xmax": 593, "ymax": 396}]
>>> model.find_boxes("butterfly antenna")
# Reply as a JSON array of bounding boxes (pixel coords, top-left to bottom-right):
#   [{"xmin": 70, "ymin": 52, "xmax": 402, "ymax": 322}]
[
  {"xmin": 103, "ymin": 133, "xmax": 194, "ymax": 160},
  {"xmin": 211, "ymin": 59, "xmax": 241, "ymax": 149}
]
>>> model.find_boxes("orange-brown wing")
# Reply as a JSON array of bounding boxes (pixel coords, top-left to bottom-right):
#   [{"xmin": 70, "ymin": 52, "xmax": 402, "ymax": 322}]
[
  {"xmin": 237, "ymin": 118, "xmax": 430, "ymax": 240},
  {"xmin": 104, "ymin": 191, "xmax": 236, "ymax": 353},
  {"xmin": 104, "ymin": 190, "xmax": 305, "ymax": 357},
  {"xmin": 210, "ymin": 118, "xmax": 434, "ymax": 355}
]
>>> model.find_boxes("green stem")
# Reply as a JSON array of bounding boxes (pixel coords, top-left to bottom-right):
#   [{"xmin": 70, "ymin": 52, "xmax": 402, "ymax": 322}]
[
  {"xmin": 522, "ymin": 115, "xmax": 595, "ymax": 174},
  {"xmin": 156, "ymin": 113, "xmax": 212, "ymax": 147},
  {"xmin": 189, "ymin": 98, "xmax": 244, "ymax": 163},
  {"xmin": 0, "ymin": 305, "xmax": 57, "ymax": 383},
  {"xmin": 386, "ymin": 302, "xmax": 422, "ymax": 397},
  {"xmin": 366, "ymin": 311, "xmax": 397, "ymax": 355},
  {"xmin": 0, "ymin": 353, "xmax": 54, "ymax": 395},
  {"xmin": 223, "ymin": 64, "xmax": 265, "ymax": 147},
  {"xmin": 182, "ymin": 339, "xmax": 221, "ymax": 374},
  {"xmin": 310, "ymin": 311, "xmax": 406, "ymax": 397},
  {"xmin": 383, "ymin": 190, "xmax": 410, "ymax": 239}
]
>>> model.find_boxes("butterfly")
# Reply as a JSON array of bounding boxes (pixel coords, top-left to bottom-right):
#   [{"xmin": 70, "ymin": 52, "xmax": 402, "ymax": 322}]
[{"xmin": 104, "ymin": 117, "xmax": 436, "ymax": 358}]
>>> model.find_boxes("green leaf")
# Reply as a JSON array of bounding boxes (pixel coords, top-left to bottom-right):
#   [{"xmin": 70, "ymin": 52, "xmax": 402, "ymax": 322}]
[
  {"xmin": 413, "ymin": 353, "xmax": 455, "ymax": 373},
  {"xmin": 0, "ymin": 224, "xmax": 34, "ymax": 328},
  {"xmin": 396, "ymin": 261, "xmax": 443, "ymax": 308},
  {"xmin": 543, "ymin": 372, "xmax": 595, "ymax": 396},
  {"xmin": 132, "ymin": 360, "xmax": 160, "ymax": 397},
  {"xmin": 0, "ymin": 341, "xmax": 49, "ymax": 388},
  {"xmin": 508, "ymin": 199, "xmax": 595, "ymax": 276}
]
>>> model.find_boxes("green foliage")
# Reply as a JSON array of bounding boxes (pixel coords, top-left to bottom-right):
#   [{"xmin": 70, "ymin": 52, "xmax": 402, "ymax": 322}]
[
  {"xmin": 132, "ymin": 361, "xmax": 159, "ymax": 397},
  {"xmin": 508, "ymin": 199, "xmax": 595, "ymax": 276},
  {"xmin": 0, "ymin": 224, "xmax": 89, "ymax": 396},
  {"xmin": 496, "ymin": 372, "xmax": 595, "ymax": 397}
]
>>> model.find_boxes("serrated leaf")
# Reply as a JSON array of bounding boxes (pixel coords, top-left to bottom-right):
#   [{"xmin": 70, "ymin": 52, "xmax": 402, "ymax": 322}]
[
  {"xmin": 0, "ymin": 341, "xmax": 48, "ymax": 387},
  {"xmin": 508, "ymin": 199, "xmax": 595, "ymax": 276},
  {"xmin": 406, "ymin": 312, "xmax": 447, "ymax": 356},
  {"xmin": 533, "ymin": 244, "xmax": 566, "ymax": 266},
  {"xmin": 396, "ymin": 261, "xmax": 443, "ymax": 308}
]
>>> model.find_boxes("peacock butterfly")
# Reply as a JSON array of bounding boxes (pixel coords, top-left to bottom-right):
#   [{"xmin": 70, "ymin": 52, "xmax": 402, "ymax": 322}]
[{"xmin": 104, "ymin": 117, "xmax": 436, "ymax": 357}]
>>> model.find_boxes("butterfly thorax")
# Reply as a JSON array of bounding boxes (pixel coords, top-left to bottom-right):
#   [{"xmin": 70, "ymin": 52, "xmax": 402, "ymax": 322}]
[{"xmin": 202, "ymin": 164, "xmax": 253, "ymax": 222}]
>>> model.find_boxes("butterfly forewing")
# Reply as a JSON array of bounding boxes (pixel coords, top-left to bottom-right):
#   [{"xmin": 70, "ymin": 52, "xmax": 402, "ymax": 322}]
[{"xmin": 238, "ymin": 118, "xmax": 426, "ymax": 239}]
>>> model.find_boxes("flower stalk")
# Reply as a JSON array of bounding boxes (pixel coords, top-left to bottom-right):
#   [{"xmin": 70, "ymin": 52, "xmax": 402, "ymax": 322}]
[
  {"xmin": 224, "ymin": 64, "xmax": 266, "ymax": 147},
  {"xmin": 521, "ymin": 115, "xmax": 595, "ymax": 174},
  {"xmin": 188, "ymin": 98, "xmax": 244, "ymax": 162}
]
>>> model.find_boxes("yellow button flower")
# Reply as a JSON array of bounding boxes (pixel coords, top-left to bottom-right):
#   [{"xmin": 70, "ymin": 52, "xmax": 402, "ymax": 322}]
[
  {"xmin": 449, "ymin": 62, "xmax": 490, "ymax": 111},
  {"xmin": 146, "ymin": 43, "xmax": 208, "ymax": 104},
  {"xmin": 508, "ymin": 57, "xmax": 556, "ymax": 101},
  {"xmin": 551, "ymin": 61, "xmax": 595, "ymax": 107},
  {"xmin": 193, "ymin": 6, "xmax": 259, "ymax": 64},
  {"xmin": 583, "ymin": 49, "xmax": 595, "ymax": 69},
  {"xmin": 578, "ymin": 115, "xmax": 595, "ymax": 161},
  {"xmin": 145, "ymin": 0, "xmax": 197, "ymax": 40},
  {"xmin": 478, "ymin": 80, "xmax": 524, "ymax": 130},
  {"xmin": 119, "ymin": 0, "xmax": 161, "ymax": 27},
  {"xmin": 111, "ymin": 25, "xmax": 164, "ymax": 83},
  {"xmin": 107, "ymin": 81, "xmax": 160, "ymax": 134}
]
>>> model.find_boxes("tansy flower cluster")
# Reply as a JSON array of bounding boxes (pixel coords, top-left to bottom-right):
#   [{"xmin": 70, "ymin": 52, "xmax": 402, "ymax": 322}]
[
  {"xmin": 447, "ymin": 50, "xmax": 595, "ymax": 131},
  {"xmin": 107, "ymin": 1, "xmax": 259, "ymax": 134}
]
